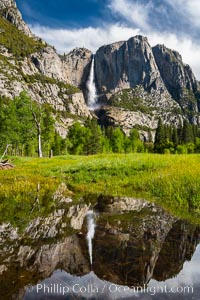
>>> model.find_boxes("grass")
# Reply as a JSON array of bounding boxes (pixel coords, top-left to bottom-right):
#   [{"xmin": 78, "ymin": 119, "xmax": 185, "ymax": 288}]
[
  {"xmin": 0, "ymin": 16, "xmax": 44, "ymax": 58},
  {"xmin": 0, "ymin": 153, "xmax": 200, "ymax": 226}
]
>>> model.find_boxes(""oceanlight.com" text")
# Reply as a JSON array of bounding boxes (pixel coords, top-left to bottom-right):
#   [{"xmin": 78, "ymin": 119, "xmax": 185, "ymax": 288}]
[{"xmin": 27, "ymin": 283, "xmax": 194, "ymax": 296}]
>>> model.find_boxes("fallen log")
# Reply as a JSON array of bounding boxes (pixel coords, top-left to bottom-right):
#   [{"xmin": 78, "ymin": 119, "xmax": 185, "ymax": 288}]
[{"xmin": 0, "ymin": 162, "xmax": 14, "ymax": 170}]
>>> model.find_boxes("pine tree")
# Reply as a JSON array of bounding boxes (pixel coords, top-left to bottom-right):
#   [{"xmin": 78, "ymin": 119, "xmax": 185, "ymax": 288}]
[
  {"xmin": 84, "ymin": 119, "xmax": 103, "ymax": 155},
  {"xmin": 182, "ymin": 120, "xmax": 194, "ymax": 144},
  {"xmin": 172, "ymin": 127, "xmax": 178, "ymax": 147},
  {"xmin": 154, "ymin": 118, "xmax": 166, "ymax": 153}
]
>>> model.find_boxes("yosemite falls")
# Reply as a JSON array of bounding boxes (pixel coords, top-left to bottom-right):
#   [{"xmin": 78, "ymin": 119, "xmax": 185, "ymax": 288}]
[{"xmin": 87, "ymin": 55, "xmax": 97, "ymax": 108}]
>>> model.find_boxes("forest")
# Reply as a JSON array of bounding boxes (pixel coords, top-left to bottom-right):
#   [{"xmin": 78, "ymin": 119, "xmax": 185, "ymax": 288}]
[{"xmin": 1, "ymin": 92, "xmax": 200, "ymax": 157}]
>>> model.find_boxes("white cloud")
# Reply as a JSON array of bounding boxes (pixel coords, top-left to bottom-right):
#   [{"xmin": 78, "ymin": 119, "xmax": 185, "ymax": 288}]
[
  {"xmin": 166, "ymin": 0, "xmax": 200, "ymax": 28},
  {"xmin": 29, "ymin": 23, "xmax": 140, "ymax": 53},
  {"xmin": 29, "ymin": 0, "xmax": 200, "ymax": 79},
  {"xmin": 108, "ymin": 0, "xmax": 151, "ymax": 31},
  {"xmin": 150, "ymin": 245, "xmax": 200, "ymax": 288},
  {"xmin": 148, "ymin": 32, "xmax": 200, "ymax": 79},
  {"xmin": 30, "ymin": 23, "xmax": 200, "ymax": 79}
]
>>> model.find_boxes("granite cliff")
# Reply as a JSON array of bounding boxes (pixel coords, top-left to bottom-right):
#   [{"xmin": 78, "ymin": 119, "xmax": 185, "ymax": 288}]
[
  {"xmin": 0, "ymin": 0, "xmax": 92, "ymax": 137},
  {"xmin": 153, "ymin": 44, "xmax": 200, "ymax": 120},
  {"xmin": 0, "ymin": 0, "xmax": 32, "ymax": 37},
  {"xmin": 0, "ymin": 0, "xmax": 200, "ymax": 138},
  {"xmin": 94, "ymin": 36, "xmax": 200, "ymax": 135}
]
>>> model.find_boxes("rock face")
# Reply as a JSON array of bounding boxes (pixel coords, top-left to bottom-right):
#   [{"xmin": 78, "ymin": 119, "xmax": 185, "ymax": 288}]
[
  {"xmin": 0, "ymin": 51, "xmax": 92, "ymax": 136},
  {"xmin": 95, "ymin": 36, "xmax": 200, "ymax": 108},
  {"xmin": 30, "ymin": 46, "xmax": 67, "ymax": 82},
  {"xmin": 153, "ymin": 44, "xmax": 200, "ymax": 120},
  {"xmin": 0, "ymin": 0, "xmax": 92, "ymax": 136},
  {"xmin": 0, "ymin": 0, "xmax": 33, "ymax": 37},
  {"xmin": 62, "ymin": 48, "xmax": 92, "ymax": 88},
  {"xmin": 153, "ymin": 221, "xmax": 200, "ymax": 281},
  {"xmin": 95, "ymin": 36, "xmax": 166, "ymax": 94},
  {"xmin": 152, "ymin": 45, "xmax": 199, "ymax": 99},
  {"xmin": 94, "ymin": 35, "xmax": 200, "ymax": 131},
  {"xmin": 0, "ymin": 0, "xmax": 200, "ymax": 135},
  {"xmin": 96, "ymin": 86, "xmax": 182, "ymax": 137}
]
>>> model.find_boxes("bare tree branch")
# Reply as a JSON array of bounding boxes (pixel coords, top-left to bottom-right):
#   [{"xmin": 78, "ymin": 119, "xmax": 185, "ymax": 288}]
[{"xmin": 0, "ymin": 144, "xmax": 11, "ymax": 161}]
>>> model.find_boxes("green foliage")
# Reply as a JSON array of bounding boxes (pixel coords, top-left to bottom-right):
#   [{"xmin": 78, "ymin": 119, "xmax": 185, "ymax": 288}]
[
  {"xmin": 0, "ymin": 92, "xmax": 55, "ymax": 156},
  {"xmin": 67, "ymin": 120, "xmax": 104, "ymax": 155},
  {"xmin": 52, "ymin": 131, "xmax": 68, "ymax": 156},
  {"xmin": 110, "ymin": 127, "xmax": 125, "ymax": 153},
  {"xmin": 182, "ymin": 120, "xmax": 194, "ymax": 144},
  {"xmin": 108, "ymin": 89, "xmax": 153, "ymax": 113},
  {"xmin": 23, "ymin": 73, "xmax": 80, "ymax": 95},
  {"xmin": 0, "ymin": 16, "xmax": 45, "ymax": 58},
  {"xmin": 195, "ymin": 138, "xmax": 200, "ymax": 153},
  {"xmin": 154, "ymin": 118, "xmax": 166, "ymax": 153},
  {"xmin": 164, "ymin": 149, "xmax": 170, "ymax": 154},
  {"xmin": 153, "ymin": 118, "xmax": 200, "ymax": 154},
  {"xmin": 66, "ymin": 122, "xmax": 143, "ymax": 155},
  {"xmin": 1, "ymin": 154, "xmax": 200, "ymax": 225},
  {"xmin": 176, "ymin": 145, "xmax": 187, "ymax": 154},
  {"xmin": 84, "ymin": 119, "xmax": 103, "ymax": 154},
  {"xmin": 67, "ymin": 122, "xmax": 87, "ymax": 155},
  {"xmin": 172, "ymin": 127, "xmax": 178, "ymax": 146}
]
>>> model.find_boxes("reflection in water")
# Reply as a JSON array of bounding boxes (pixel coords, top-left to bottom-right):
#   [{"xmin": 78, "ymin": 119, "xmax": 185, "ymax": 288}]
[
  {"xmin": 86, "ymin": 211, "xmax": 96, "ymax": 266},
  {"xmin": 0, "ymin": 193, "xmax": 200, "ymax": 300},
  {"xmin": 22, "ymin": 245, "xmax": 200, "ymax": 300}
]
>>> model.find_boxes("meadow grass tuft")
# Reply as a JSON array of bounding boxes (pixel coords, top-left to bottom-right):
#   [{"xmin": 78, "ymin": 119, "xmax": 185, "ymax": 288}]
[{"xmin": 0, "ymin": 153, "xmax": 200, "ymax": 226}]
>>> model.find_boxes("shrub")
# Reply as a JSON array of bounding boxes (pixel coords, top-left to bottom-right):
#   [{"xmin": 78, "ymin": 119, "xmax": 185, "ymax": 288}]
[{"xmin": 176, "ymin": 145, "xmax": 187, "ymax": 154}]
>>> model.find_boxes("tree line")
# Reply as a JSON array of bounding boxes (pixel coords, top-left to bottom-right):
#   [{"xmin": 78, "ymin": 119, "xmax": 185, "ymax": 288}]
[
  {"xmin": 154, "ymin": 118, "xmax": 200, "ymax": 154},
  {"xmin": 1, "ymin": 93, "xmax": 200, "ymax": 157}
]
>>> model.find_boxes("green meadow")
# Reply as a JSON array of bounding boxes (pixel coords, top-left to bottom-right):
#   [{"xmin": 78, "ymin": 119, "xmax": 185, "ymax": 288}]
[{"xmin": 0, "ymin": 153, "xmax": 200, "ymax": 227}]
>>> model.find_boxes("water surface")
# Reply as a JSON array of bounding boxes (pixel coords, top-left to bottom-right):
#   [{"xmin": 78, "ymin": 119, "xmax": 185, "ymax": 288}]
[{"xmin": 0, "ymin": 190, "xmax": 199, "ymax": 299}]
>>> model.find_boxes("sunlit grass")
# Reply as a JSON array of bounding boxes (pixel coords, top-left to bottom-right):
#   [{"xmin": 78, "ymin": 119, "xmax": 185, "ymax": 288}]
[{"xmin": 0, "ymin": 153, "xmax": 200, "ymax": 226}]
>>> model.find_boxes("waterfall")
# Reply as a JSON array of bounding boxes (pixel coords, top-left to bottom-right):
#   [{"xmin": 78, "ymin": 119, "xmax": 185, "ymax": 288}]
[
  {"xmin": 87, "ymin": 56, "xmax": 97, "ymax": 108},
  {"xmin": 86, "ymin": 210, "xmax": 96, "ymax": 265}
]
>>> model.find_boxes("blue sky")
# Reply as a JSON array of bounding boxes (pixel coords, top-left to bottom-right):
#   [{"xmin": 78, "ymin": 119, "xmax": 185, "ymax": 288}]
[
  {"xmin": 16, "ymin": 0, "xmax": 200, "ymax": 78},
  {"xmin": 16, "ymin": 0, "xmax": 109, "ymax": 28}
]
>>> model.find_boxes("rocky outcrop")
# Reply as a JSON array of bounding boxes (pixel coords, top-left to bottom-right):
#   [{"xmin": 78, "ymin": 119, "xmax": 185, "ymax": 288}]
[
  {"xmin": 93, "ymin": 196, "xmax": 177, "ymax": 286},
  {"xmin": 0, "ymin": 55, "xmax": 91, "ymax": 137},
  {"xmin": 153, "ymin": 44, "xmax": 200, "ymax": 121},
  {"xmin": 93, "ymin": 36, "xmax": 200, "ymax": 128},
  {"xmin": 62, "ymin": 47, "xmax": 92, "ymax": 88},
  {"xmin": 0, "ymin": 19, "xmax": 92, "ymax": 136},
  {"xmin": 95, "ymin": 36, "xmax": 168, "ymax": 94},
  {"xmin": 96, "ymin": 85, "xmax": 182, "ymax": 137},
  {"xmin": 94, "ymin": 36, "xmax": 200, "ymax": 112},
  {"xmin": 152, "ymin": 45, "xmax": 199, "ymax": 98},
  {"xmin": 0, "ymin": 0, "xmax": 33, "ymax": 37},
  {"xmin": 1, "ymin": 0, "xmax": 200, "ymax": 133},
  {"xmin": 30, "ymin": 46, "xmax": 67, "ymax": 82},
  {"xmin": 0, "ymin": 1, "xmax": 93, "ymax": 136},
  {"xmin": 153, "ymin": 221, "xmax": 200, "ymax": 281}
]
